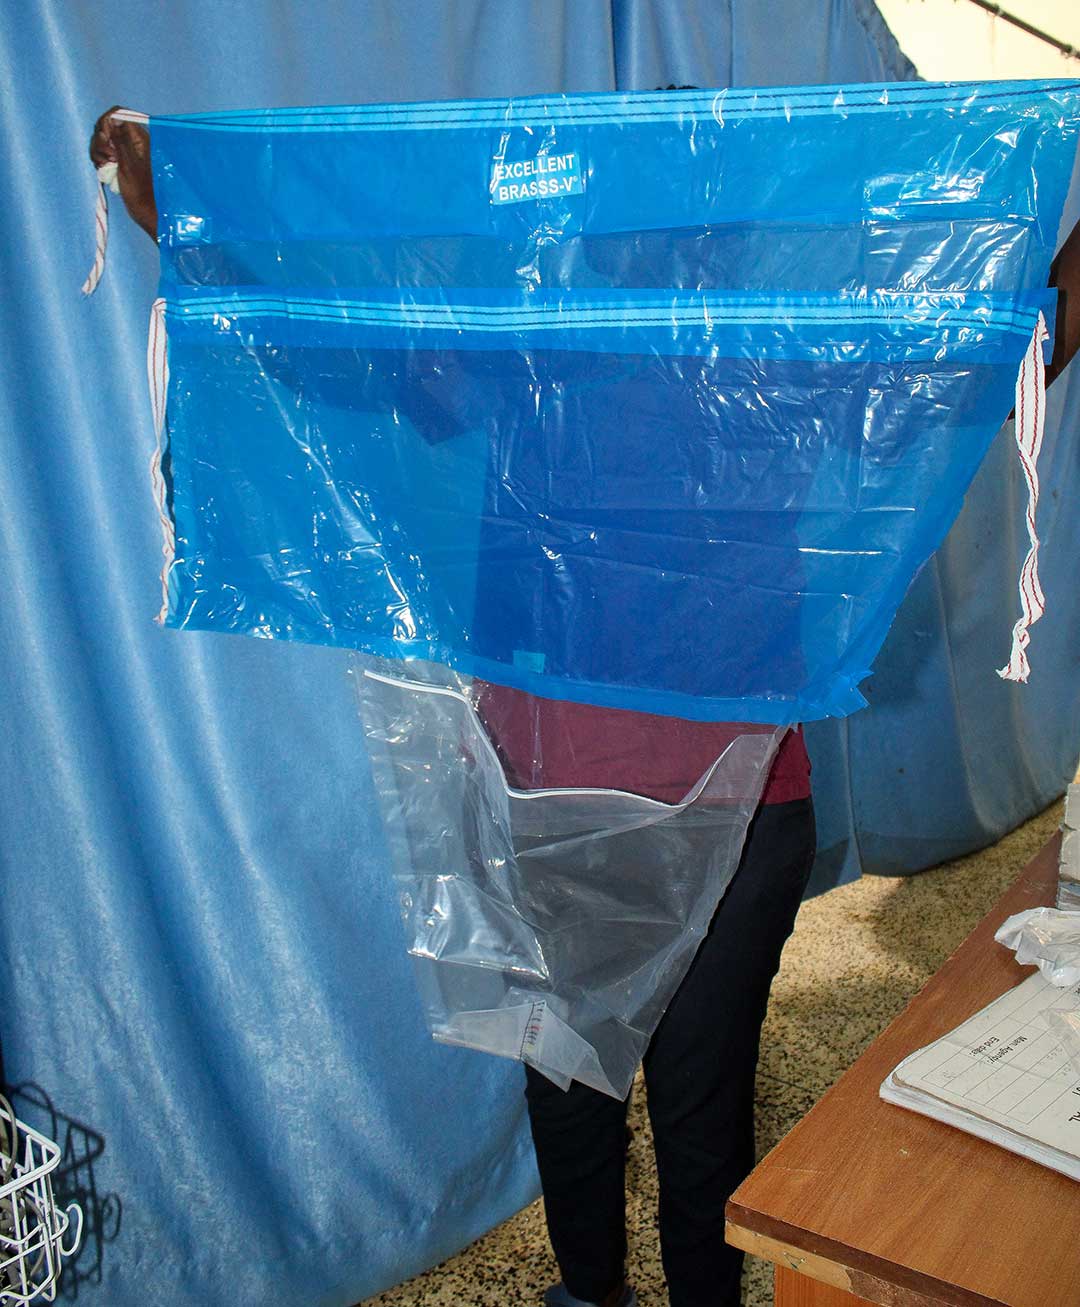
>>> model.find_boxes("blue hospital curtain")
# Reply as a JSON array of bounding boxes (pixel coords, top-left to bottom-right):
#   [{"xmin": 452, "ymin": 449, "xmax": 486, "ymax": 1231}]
[{"xmin": 7, "ymin": 4, "xmax": 1075, "ymax": 1306}]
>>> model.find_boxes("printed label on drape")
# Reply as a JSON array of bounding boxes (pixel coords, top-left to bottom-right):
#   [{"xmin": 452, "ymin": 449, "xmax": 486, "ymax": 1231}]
[{"xmin": 490, "ymin": 151, "xmax": 583, "ymax": 204}]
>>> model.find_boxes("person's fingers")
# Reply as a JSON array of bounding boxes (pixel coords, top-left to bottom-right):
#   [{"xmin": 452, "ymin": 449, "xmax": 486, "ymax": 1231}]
[
  {"xmin": 113, "ymin": 120, "xmax": 157, "ymax": 239},
  {"xmin": 88, "ymin": 104, "xmax": 125, "ymax": 167},
  {"xmin": 89, "ymin": 128, "xmax": 115, "ymax": 168},
  {"xmin": 113, "ymin": 120, "xmax": 151, "ymax": 178}
]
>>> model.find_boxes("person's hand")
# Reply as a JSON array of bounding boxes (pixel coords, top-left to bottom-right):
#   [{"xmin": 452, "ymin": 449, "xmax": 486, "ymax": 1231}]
[{"xmin": 89, "ymin": 106, "xmax": 157, "ymax": 241}]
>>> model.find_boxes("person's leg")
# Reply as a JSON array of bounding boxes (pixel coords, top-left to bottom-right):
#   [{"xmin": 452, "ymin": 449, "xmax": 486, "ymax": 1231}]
[
  {"xmin": 643, "ymin": 798, "xmax": 815, "ymax": 1307},
  {"xmin": 524, "ymin": 1066, "xmax": 631, "ymax": 1304}
]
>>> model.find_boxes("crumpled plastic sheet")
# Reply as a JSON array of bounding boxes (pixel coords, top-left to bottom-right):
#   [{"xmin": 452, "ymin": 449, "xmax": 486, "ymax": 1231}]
[
  {"xmin": 356, "ymin": 658, "xmax": 782, "ymax": 1098},
  {"xmin": 145, "ymin": 80, "xmax": 1080, "ymax": 1090},
  {"xmin": 996, "ymin": 907, "xmax": 1080, "ymax": 1076},
  {"xmin": 995, "ymin": 907, "xmax": 1080, "ymax": 987}
]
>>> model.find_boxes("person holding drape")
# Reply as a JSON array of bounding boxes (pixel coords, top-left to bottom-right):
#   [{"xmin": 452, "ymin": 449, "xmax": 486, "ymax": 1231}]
[{"xmin": 89, "ymin": 105, "xmax": 1080, "ymax": 1307}]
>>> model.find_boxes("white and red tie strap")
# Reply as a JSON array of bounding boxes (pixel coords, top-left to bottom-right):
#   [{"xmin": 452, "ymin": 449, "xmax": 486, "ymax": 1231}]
[
  {"xmin": 147, "ymin": 298, "xmax": 174, "ymax": 623},
  {"xmin": 81, "ymin": 108, "xmax": 149, "ymax": 297},
  {"xmin": 80, "ymin": 163, "xmax": 117, "ymax": 296},
  {"xmin": 998, "ymin": 311, "xmax": 1051, "ymax": 684}
]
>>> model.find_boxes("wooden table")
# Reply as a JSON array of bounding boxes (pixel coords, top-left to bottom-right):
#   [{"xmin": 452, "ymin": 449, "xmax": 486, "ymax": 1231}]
[{"xmin": 725, "ymin": 834, "xmax": 1080, "ymax": 1307}]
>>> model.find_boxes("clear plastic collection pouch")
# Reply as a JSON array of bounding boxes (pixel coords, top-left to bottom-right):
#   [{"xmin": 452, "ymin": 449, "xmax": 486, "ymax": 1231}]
[{"xmin": 357, "ymin": 659, "xmax": 781, "ymax": 1097}]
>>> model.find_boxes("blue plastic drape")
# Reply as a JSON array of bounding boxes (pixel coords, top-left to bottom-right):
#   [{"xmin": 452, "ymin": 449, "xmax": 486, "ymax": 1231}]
[
  {"xmin": 9, "ymin": 3, "xmax": 1078, "ymax": 1305},
  {"xmin": 153, "ymin": 81, "xmax": 1078, "ymax": 725}
]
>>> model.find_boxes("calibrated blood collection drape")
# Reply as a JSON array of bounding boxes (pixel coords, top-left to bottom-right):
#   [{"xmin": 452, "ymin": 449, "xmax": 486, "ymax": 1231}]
[
  {"xmin": 143, "ymin": 80, "xmax": 1080, "ymax": 1094},
  {"xmin": 158, "ymin": 81, "xmax": 1079, "ymax": 723}
]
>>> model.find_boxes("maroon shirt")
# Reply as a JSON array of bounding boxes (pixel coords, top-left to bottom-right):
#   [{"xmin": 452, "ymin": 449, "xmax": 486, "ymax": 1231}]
[{"xmin": 475, "ymin": 682, "xmax": 810, "ymax": 805}]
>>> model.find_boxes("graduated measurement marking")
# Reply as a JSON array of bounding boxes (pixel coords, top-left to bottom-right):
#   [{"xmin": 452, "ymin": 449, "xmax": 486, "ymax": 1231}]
[{"xmin": 520, "ymin": 1001, "xmax": 547, "ymax": 1059}]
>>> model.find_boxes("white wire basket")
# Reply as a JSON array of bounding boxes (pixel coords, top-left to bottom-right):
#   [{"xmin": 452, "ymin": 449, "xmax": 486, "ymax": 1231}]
[{"xmin": 0, "ymin": 1098, "xmax": 82, "ymax": 1305}]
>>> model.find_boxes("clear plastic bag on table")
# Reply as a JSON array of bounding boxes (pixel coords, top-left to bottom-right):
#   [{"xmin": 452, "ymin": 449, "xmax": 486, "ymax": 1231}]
[
  {"xmin": 356, "ymin": 658, "xmax": 782, "ymax": 1098},
  {"xmin": 1059, "ymin": 785, "xmax": 1080, "ymax": 911},
  {"xmin": 996, "ymin": 908, "xmax": 1080, "ymax": 987}
]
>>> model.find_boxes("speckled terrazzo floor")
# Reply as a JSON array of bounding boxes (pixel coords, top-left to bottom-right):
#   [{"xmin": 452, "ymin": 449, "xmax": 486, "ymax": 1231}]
[{"xmin": 360, "ymin": 799, "xmax": 1065, "ymax": 1307}]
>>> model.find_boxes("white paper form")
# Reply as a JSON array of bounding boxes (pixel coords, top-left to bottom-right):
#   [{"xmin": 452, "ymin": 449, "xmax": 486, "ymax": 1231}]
[{"xmin": 881, "ymin": 971, "xmax": 1080, "ymax": 1179}]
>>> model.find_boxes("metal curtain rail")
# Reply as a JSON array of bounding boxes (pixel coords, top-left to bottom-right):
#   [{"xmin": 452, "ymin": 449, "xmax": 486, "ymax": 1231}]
[{"xmin": 963, "ymin": 0, "xmax": 1080, "ymax": 61}]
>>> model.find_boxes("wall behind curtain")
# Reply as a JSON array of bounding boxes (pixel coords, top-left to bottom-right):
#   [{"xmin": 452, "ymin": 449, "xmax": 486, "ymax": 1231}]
[{"xmin": 15, "ymin": 3, "xmax": 1069, "ymax": 1304}]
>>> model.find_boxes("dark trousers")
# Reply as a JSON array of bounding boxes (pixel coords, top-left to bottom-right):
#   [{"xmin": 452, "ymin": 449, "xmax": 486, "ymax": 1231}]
[{"xmin": 524, "ymin": 798, "xmax": 815, "ymax": 1307}]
